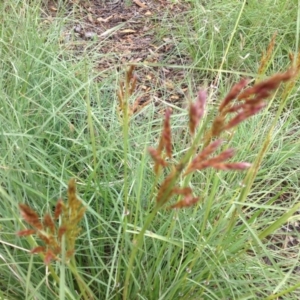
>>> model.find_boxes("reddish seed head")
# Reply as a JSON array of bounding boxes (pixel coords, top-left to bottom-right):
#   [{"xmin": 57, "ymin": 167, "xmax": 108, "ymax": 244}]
[
  {"xmin": 156, "ymin": 169, "xmax": 177, "ymax": 205},
  {"xmin": 17, "ymin": 229, "xmax": 36, "ymax": 236},
  {"xmin": 31, "ymin": 246, "xmax": 46, "ymax": 254},
  {"xmin": 19, "ymin": 204, "xmax": 43, "ymax": 230},
  {"xmin": 212, "ymin": 162, "xmax": 251, "ymax": 171},
  {"xmin": 185, "ymin": 144, "xmax": 234, "ymax": 175},
  {"xmin": 148, "ymin": 147, "xmax": 168, "ymax": 166},
  {"xmin": 212, "ymin": 148, "xmax": 235, "ymax": 162},
  {"xmin": 129, "ymin": 73, "xmax": 138, "ymax": 95},
  {"xmin": 58, "ymin": 226, "xmax": 67, "ymax": 241},
  {"xmin": 43, "ymin": 213, "xmax": 55, "ymax": 234},
  {"xmin": 148, "ymin": 147, "xmax": 168, "ymax": 175},
  {"xmin": 169, "ymin": 195, "xmax": 200, "ymax": 209},
  {"xmin": 67, "ymin": 249, "xmax": 75, "ymax": 258},
  {"xmin": 192, "ymin": 139, "xmax": 223, "ymax": 164},
  {"xmin": 197, "ymin": 90, "xmax": 207, "ymax": 116},
  {"xmin": 189, "ymin": 90, "xmax": 207, "ymax": 135},
  {"xmin": 44, "ymin": 249, "xmax": 56, "ymax": 265},
  {"xmin": 54, "ymin": 199, "xmax": 63, "ymax": 220},
  {"xmin": 237, "ymin": 69, "xmax": 294, "ymax": 101},
  {"xmin": 18, "ymin": 179, "xmax": 87, "ymax": 266},
  {"xmin": 125, "ymin": 65, "xmax": 135, "ymax": 85},
  {"xmin": 219, "ymin": 78, "xmax": 249, "ymax": 112},
  {"xmin": 37, "ymin": 232, "xmax": 51, "ymax": 245},
  {"xmin": 225, "ymin": 103, "xmax": 266, "ymax": 130},
  {"xmin": 211, "ymin": 115, "xmax": 226, "ymax": 138},
  {"xmin": 172, "ymin": 187, "xmax": 193, "ymax": 196},
  {"xmin": 68, "ymin": 178, "xmax": 77, "ymax": 207}
]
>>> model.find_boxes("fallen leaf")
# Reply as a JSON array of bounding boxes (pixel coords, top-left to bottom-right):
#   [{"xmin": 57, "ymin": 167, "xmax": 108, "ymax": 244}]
[
  {"xmin": 120, "ymin": 29, "xmax": 136, "ymax": 34},
  {"xmin": 163, "ymin": 38, "xmax": 172, "ymax": 43},
  {"xmin": 49, "ymin": 5, "xmax": 57, "ymax": 11},
  {"xmin": 96, "ymin": 15, "xmax": 113, "ymax": 23},
  {"xmin": 165, "ymin": 80, "xmax": 174, "ymax": 89},
  {"xmin": 133, "ymin": 0, "xmax": 147, "ymax": 8},
  {"xmin": 87, "ymin": 14, "xmax": 94, "ymax": 23},
  {"xmin": 99, "ymin": 23, "xmax": 125, "ymax": 37}
]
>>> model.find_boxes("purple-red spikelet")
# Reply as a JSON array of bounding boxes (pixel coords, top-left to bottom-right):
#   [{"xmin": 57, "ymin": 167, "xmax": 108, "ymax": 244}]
[
  {"xmin": 129, "ymin": 73, "xmax": 137, "ymax": 95},
  {"xmin": 31, "ymin": 246, "xmax": 46, "ymax": 254},
  {"xmin": 191, "ymin": 139, "xmax": 223, "ymax": 165},
  {"xmin": 237, "ymin": 69, "xmax": 294, "ymax": 101},
  {"xmin": 225, "ymin": 102, "xmax": 266, "ymax": 130},
  {"xmin": 185, "ymin": 146, "xmax": 235, "ymax": 175},
  {"xmin": 44, "ymin": 250, "xmax": 56, "ymax": 265},
  {"xmin": 211, "ymin": 115, "xmax": 226, "ymax": 138},
  {"xmin": 206, "ymin": 69, "xmax": 295, "ymax": 144},
  {"xmin": 117, "ymin": 65, "xmax": 151, "ymax": 117},
  {"xmin": 125, "ymin": 65, "xmax": 135, "ymax": 87},
  {"xmin": 19, "ymin": 204, "xmax": 43, "ymax": 230},
  {"xmin": 212, "ymin": 162, "xmax": 251, "ymax": 170},
  {"xmin": 17, "ymin": 179, "xmax": 86, "ymax": 265},
  {"xmin": 258, "ymin": 31, "xmax": 277, "ymax": 75},
  {"xmin": 219, "ymin": 78, "xmax": 249, "ymax": 112},
  {"xmin": 148, "ymin": 147, "xmax": 168, "ymax": 174},
  {"xmin": 148, "ymin": 108, "xmax": 174, "ymax": 175},
  {"xmin": 189, "ymin": 90, "xmax": 207, "ymax": 135},
  {"xmin": 168, "ymin": 186, "xmax": 200, "ymax": 209},
  {"xmin": 148, "ymin": 67, "xmax": 295, "ymax": 211},
  {"xmin": 169, "ymin": 195, "xmax": 200, "ymax": 209},
  {"xmin": 43, "ymin": 213, "xmax": 55, "ymax": 235},
  {"xmin": 17, "ymin": 229, "xmax": 36, "ymax": 236},
  {"xmin": 58, "ymin": 226, "xmax": 67, "ymax": 241},
  {"xmin": 156, "ymin": 168, "xmax": 177, "ymax": 205},
  {"xmin": 172, "ymin": 187, "xmax": 193, "ymax": 196},
  {"xmin": 207, "ymin": 148, "xmax": 235, "ymax": 164},
  {"xmin": 54, "ymin": 199, "xmax": 63, "ymax": 220}
]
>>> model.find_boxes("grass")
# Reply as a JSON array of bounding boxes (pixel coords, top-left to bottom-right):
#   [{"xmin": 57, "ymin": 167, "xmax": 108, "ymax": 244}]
[{"xmin": 0, "ymin": 0, "xmax": 300, "ymax": 299}]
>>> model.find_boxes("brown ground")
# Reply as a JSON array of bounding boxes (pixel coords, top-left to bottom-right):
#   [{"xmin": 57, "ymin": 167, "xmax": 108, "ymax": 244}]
[{"xmin": 44, "ymin": 0, "xmax": 196, "ymax": 112}]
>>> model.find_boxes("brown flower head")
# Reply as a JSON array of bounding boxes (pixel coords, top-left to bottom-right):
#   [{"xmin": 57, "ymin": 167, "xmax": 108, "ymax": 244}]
[{"xmin": 17, "ymin": 179, "xmax": 86, "ymax": 265}]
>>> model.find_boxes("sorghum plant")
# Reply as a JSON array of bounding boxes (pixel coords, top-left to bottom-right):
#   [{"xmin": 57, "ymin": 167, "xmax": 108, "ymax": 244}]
[
  {"xmin": 18, "ymin": 178, "xmax": 85, "ymax": 264},
  {"xmin": 17, "ymin": 179, "xmax": 93, "ymax": 299},
  {"xmin": 117, "ymin": 65, "xmax": 151, "ymax": 120},
  {"xmin": 123, "ymin": 67, "xmax": 296, "ymax": 299},
  {"xmin": 149, "ymin": 69, "xmax": 295, "ymax": 210}
]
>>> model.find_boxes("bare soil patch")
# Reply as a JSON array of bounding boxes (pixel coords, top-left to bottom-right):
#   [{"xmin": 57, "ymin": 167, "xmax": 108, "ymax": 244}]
[{"xmin": 45, "ymin": 0, "xmax": 195, "ymax": 110}]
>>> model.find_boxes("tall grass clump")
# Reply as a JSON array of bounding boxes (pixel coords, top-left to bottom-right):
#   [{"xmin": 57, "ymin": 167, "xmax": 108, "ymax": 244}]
[
  {"xmin": 1, "ymin": 1, "xmax": 300, "ymax": 300},
  {"xmin": 0, "ymin": 1, "xmax": 116, "ymax": 299},
  {"xmin": 15, "ymin": 62, "xmax": 300, "ymax": 299},
  {"xmin": 177, "ymin": 0, "xmax": 298, "ymax": 73},
  {"xmin": 118, "ymin": 63, "xmax": 300, "ymax": 299}
]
